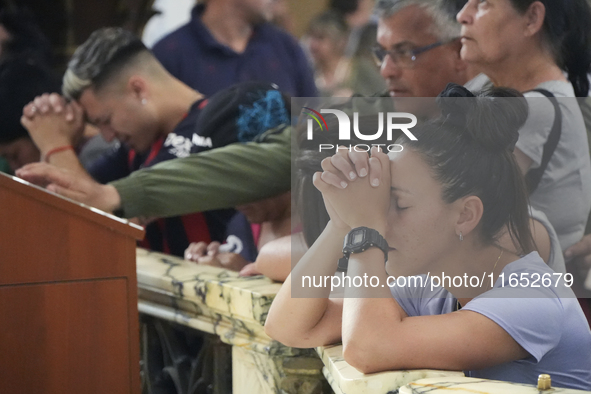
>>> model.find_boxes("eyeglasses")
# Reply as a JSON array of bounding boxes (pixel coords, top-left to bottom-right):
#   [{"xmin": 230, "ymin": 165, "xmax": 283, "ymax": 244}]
[{"xmin": 372, "ymin": 41, "xmax": 445, "ymax": 68}]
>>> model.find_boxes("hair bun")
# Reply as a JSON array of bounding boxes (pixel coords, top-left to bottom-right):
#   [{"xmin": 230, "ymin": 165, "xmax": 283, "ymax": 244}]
[
  {"xmin": 439, "ymin": 83, "xmax": 476, "ymax": 99},
  {"xmin": 437, "ymin": 84, "xmax": 527, "ymax": 152},
  {"xmin": 437, "ymin": 83, "xmax": 476, "ymax": 130}
]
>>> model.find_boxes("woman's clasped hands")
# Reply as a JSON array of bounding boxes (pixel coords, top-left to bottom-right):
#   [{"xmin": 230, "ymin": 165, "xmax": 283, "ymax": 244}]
[{"xmin": 313, "ymin": 146, "xmax": 391, "ymax": 233}]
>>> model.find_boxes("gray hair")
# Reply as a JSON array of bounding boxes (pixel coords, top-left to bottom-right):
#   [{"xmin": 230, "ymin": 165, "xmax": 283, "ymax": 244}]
[
  {"xmin": 62, "ymin": 27, "xmax": 146, "ymax": 100},
  {"xmin": 375, "ymin": 0, "xmax": 462, "ymax": 42}
]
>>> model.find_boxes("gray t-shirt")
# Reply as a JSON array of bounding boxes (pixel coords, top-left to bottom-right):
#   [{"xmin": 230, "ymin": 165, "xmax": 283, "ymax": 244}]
[
  {"xmin": 391, "ymin": 252, "xmax": 591, "ymax": 390},
  {"xmin": 466, "ymin": 77, "xmax": 591, "ymax": 252},
  {"xmin": 517, "ymin": 81, "xmax": 591, "ymax": 252}
]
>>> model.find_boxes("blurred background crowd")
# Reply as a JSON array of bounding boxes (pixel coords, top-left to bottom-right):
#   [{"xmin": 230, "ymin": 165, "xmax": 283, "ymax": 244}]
[{"xmin": 0, "ymin": 0, "xmax": 387, "ymax": 174}]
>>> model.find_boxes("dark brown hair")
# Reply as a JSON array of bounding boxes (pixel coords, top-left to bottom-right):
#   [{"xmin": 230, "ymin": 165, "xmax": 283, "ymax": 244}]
[
  {"xmin": 399, "ymin": 84, "xmax": 534, "ymax": 253},
  {"xmin": 296, "ymin": 87, "xmax": 534, "ymax": 254}
]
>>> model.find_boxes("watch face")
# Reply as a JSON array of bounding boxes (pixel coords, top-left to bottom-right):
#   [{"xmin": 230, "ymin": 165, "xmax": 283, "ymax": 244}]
[
  {"xmin": 343, "ymin": 227, "xmax": 388, "ymax": 263},
  {"xmin": 351, "ymin": 230, "xmax": 365, "ymax": 246}
]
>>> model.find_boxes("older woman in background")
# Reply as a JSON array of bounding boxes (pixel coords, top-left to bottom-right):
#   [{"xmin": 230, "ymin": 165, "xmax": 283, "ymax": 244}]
[{"xmin": 457, "ymin": 0, "xmax": 591, "ymax": 254}]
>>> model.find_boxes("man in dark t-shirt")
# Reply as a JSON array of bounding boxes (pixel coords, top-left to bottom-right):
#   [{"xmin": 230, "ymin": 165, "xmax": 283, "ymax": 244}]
[
  {"xmin": 151, "ymin": 1, "xmax": 317, "ymax": 98},
  {"xmin": 86, "ymin": 95, "xmax": 250, "ymax": 257},
  {"xmin": 22, "ymin": 28, "xmax": 287, "ymax": 259}
]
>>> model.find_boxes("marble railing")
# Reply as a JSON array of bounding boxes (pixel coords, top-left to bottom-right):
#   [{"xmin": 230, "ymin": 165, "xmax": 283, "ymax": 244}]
[
  {"xmin": 316, "ymin": 347, "xmax": 590, "ymax": 394},
  {"xmin": 136, "ymin": 248, "xmax": 587, "ymax": 394},
  {"xmin": 136, "ymin": 248, "xmax": 327, "ymax": 394},
  {"xmin": 398, "ymin": 376, "xmax": 589, "ymax": 393},
  {"xmin": 317, "ymin": 345, "xmax": 463, "ymax": 394}
]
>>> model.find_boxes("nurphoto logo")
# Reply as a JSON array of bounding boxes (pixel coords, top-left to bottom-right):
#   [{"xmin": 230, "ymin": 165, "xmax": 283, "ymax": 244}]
[{"xmin": 303, "ymin": 107, "xmax": 418, "ymax": 153}]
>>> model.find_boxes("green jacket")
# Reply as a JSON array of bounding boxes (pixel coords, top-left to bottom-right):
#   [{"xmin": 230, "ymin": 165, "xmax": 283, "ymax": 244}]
[{"xmin": 111, "ymin": 126, "xmax": 291, "ymax": 218}]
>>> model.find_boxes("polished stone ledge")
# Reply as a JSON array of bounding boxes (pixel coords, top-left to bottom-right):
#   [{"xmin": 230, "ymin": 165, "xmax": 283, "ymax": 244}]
[
  {"xmin": 399, "ymin": 376, "xmax": 590, "ymax": 393},
  {"xmin": 317, "ymin": 344, "xmax": 464, "ymax": 394},
  {"xmin": 136, "ymin": 247, "xmax": 281, "ymax": 327},
  {"xmin": 138, "ymin": 248, "xmax": 582, "ymax": 394}
]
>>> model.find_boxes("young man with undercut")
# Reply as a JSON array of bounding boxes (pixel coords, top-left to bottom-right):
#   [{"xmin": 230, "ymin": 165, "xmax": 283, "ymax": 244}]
[{"xmin": 21, "ymin": 27, "xmax": 289, "ymax": 259}]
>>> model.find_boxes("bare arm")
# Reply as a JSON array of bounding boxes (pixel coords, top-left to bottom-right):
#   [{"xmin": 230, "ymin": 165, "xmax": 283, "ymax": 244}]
[
  {"xmin": 265, "ymin": 147, "xmax": 391, "ymax": 349},
  {"xmin": 513, "ymin": 147, "xmax": 533, "ymax": 175},
  {"xmin": 17, "ymin": 127, "xmax": 291, "ymax": 217},
  {"xmin": 264, "ymin": 222, "xmax": 346, "ymax": 348},
  {"xmin": 565, "ymin": 235, "xmax": 591, "ymax": 280},
  {"xmin": 246, "ymin": 233, "xmax": 307, "ymax": 282},
  {"xmin": 341, "ymin": 248, "xmax": 528, "ymax": 373},
  {"xmin": 16, "ymin": 162, "xmax": 121, "ymax": 213}
]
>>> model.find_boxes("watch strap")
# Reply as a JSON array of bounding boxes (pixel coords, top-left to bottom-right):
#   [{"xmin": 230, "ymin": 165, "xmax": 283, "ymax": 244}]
[
  {"xmin": 337, "ymin": 256, "xmax": 349, "ymax": 273},
  {"xmin": 337, "ymin": 227, "xmax": 388, "ymax": 273}
]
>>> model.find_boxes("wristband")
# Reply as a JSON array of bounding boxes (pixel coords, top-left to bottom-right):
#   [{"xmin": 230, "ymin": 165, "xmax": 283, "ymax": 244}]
[{"xmin": 43, "ymin": 145, "xmax": 74, "ymax": 162}]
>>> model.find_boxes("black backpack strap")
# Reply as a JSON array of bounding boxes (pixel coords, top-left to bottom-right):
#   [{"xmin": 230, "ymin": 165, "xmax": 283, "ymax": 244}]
[{"xmin": 524, "ymin": 88, "xmax": 562, "ymax": 194}]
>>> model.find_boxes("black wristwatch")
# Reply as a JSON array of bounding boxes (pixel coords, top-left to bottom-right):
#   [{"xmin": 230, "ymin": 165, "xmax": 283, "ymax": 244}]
[{"xmin": 337, "ymin": 227, "xmax": 389, "ymax": 272}]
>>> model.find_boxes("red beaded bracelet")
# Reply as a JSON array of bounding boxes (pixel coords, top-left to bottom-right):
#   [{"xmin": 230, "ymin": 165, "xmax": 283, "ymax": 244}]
[{"xmin": 43, "ymin": 145, "xmax": 74, "ymax": 162}]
